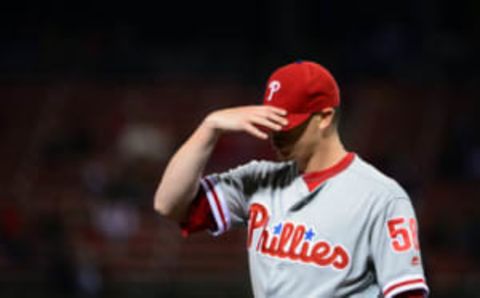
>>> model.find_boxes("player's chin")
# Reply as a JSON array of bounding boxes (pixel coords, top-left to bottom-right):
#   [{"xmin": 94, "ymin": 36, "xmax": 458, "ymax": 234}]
[{"xmin": 274, "ymin": 148, "xmax": 293, "ymax": 161}]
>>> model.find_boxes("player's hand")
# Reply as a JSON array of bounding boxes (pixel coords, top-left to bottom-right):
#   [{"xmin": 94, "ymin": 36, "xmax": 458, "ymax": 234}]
[{"xmin": 203, "ymin": 106, "xmax": 288, "ymax": 140}]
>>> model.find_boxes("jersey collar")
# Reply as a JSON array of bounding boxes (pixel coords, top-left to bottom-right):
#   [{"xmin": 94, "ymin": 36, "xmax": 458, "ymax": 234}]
[{"xmin": 302, "ymin": 152, "xmax": 356, "ymax": 192}]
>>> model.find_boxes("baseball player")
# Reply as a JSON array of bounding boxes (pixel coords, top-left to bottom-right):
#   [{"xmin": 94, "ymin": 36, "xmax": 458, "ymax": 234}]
[{"xmin": 154, "ymin": 61, "xmax": 429, "ymax": 297}]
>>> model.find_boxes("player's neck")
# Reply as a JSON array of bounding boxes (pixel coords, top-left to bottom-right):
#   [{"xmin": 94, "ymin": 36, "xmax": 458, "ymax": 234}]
[{"xmin": 302, "ymin": 133, "xmax": 347, "ymax": 174}]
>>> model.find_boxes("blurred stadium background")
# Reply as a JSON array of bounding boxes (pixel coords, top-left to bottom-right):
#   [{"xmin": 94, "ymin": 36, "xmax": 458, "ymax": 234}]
[{"xmin": 0, "ymin": 2, "xmax": 479, "ymax": 297}]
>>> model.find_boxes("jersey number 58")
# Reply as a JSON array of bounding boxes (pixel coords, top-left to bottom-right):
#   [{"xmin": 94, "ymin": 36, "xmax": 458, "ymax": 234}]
[{"xmin": 387, "ymin": 217, "xmax": 420, "ymax": 252}]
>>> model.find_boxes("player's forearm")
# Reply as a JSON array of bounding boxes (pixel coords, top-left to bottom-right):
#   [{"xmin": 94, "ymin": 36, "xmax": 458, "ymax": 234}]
[
  {"xmin": 154, "ymin": 120, "xmax": 220, "ymax": 221},
  {"xmin": 154, "ymin": 105, "xmax": 286, "ymax": 221}
]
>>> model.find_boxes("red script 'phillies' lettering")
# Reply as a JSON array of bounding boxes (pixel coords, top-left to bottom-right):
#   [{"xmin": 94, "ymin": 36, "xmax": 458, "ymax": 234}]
[{"xmin": 247, "ymin": 203, "xmax": 350, "ymax": 270}]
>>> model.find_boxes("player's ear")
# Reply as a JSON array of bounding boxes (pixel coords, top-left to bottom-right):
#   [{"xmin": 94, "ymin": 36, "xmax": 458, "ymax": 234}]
[{"xmin": 316, "ymin": 108, "xmax": 335, "ymax": 130}]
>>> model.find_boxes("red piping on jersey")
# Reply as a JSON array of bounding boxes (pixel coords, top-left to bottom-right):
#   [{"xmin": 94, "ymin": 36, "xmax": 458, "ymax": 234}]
[
  {"xmin": 302, "ymin": 152, "xmax": 355, "ymax": 191},
  {"xmin": 204, "ymin": 178, "xmax": 228, "ymax": 231},
  {"xmin": 383, "ymin": 278, "xmax": 426, "ymax": 297}
]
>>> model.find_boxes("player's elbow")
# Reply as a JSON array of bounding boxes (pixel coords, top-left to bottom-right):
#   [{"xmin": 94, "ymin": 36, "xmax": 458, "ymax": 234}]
[
  {"xmin": 153, "ymin": 193, "xmax": 173, "ymax": 217},
  {"xmin": 153, "ymin": 193, "xmax": 184, "ymax": 222}
]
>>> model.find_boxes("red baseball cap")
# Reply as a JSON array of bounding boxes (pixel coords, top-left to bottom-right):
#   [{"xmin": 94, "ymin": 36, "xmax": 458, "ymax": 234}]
[{"xmin": 263, "ymin": 61, "xmax": 340, "ymax": 131}]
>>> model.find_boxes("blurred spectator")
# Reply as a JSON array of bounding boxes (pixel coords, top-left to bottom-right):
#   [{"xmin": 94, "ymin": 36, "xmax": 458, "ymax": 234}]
[
  {"xmin": 117, "ymin": 122, "xmax": 172, "ymax": 163},
  {"xmin": 0, "ymin": 198, "xmax": 30, "ymax": 267},
  {"xmin": 74, "ymin": 243, "xmax": 103, "ymax": 298},
  {"xmin": 92, "ymin": 199, "xmax": 139, "ymax": 244},
  {"xmin": 116, "ymin": 96, "xmax": 173, "ymax": 164},
  {"xmin": 37, "ymin": 210, "xmax": 77, "ymax": 296},
  {"xmin": 81, "ymin": 155, "xmax": 110, "ymax": 197}
]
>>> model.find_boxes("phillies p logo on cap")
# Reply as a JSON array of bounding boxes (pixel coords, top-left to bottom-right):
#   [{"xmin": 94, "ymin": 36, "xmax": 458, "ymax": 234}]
[{"xmin": 266, "ymin": 80, "xmax": 281, "ymax": 101}]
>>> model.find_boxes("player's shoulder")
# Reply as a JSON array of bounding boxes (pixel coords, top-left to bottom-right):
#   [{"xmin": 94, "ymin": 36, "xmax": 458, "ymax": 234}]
[
  {"xmin": 345, "ymin": 154, "xmax": 409, "ymax": 200},
  {"xmin": 228, "ymin": 159, "xmax": 296, "ymax": 179}
]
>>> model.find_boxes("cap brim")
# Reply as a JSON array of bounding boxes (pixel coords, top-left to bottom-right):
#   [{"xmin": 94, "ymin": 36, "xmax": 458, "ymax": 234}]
[{"xmin": 282, "ymin": 113, "xmax": 311, "ymax": 131}]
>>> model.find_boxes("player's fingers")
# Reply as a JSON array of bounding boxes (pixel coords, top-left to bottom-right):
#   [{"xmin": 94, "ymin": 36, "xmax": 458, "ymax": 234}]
[
  {"xmin": 244, "ymin": 123, "xmax": 269, "ymax": 140},
  {"xmin": 265, "ymin": 112, "xmax": 288, "ymax": 127},
  {"xmin": 264, "ymin": 106, "xmax": 287, "ymax": 116},
  {"xmin": 250, "ymin": 116, "xmax": 283, "ymax": 131},
  {"xmin": 253, "ymin": 107, "xmax": 288, "ymax": 124}
]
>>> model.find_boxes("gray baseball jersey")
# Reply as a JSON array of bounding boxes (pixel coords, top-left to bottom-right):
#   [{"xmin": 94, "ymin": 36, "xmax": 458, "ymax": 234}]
[{"xmin": 183, "ymin": 153, "xmax": 429, "ymax": 297}]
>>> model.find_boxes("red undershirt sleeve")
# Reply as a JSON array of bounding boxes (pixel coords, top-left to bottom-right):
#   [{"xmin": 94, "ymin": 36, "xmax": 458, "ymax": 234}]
[{"xmin": 180, "ymin": 187, "xmax": 216, "ymax": 237}]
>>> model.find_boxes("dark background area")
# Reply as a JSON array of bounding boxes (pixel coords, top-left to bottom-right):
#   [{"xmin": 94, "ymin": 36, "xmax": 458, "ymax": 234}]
[{"xmin": 0, "ymin": 1, "xmax": 479, "ymax": 297}]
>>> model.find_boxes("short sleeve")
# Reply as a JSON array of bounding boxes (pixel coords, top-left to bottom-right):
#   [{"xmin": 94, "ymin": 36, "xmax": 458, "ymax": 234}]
[
  {"xmin": 370, "ymin": 197, "xmax": 429, "ymax": 298},
  {"xmin": 180, "ymin": 160, "xmax": 293, "ymax": 237},
  {"xmin": 201, "ymin": 160, "xmax": 270, "ymax": 235},
  {"xmin": 181, "ymin": 160, "xmax": 275, "ymax": 237}
]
